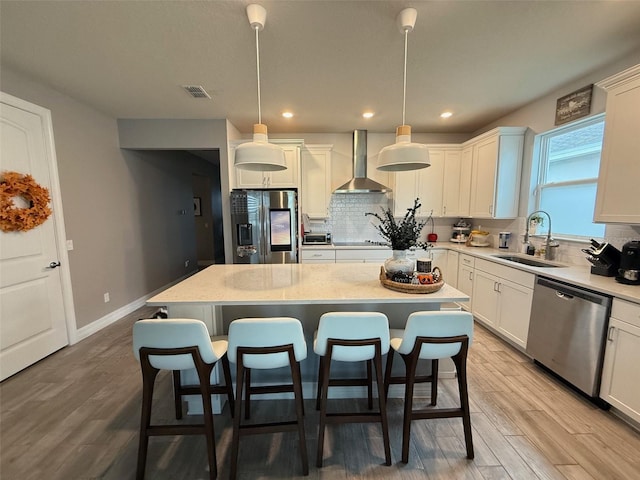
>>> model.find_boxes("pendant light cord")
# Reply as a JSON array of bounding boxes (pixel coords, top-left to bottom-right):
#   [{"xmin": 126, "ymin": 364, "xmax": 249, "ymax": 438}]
[
  {"xmin": 254, "ymin": 26, "xmax": 262, "ymax": 125},
  {"xmin": 402, "ymin": 29, "xmax": 408, "ymax": 126}
]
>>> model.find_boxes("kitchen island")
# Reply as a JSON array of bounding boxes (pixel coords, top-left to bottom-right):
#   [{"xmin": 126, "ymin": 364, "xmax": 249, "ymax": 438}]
[
  {"xmin": 147, "ymin": 263, "xmax": 469, "ymax": 413},
  {"xmin": 147, "ymin": 262, "xmax": 469, "ymax": 334}
]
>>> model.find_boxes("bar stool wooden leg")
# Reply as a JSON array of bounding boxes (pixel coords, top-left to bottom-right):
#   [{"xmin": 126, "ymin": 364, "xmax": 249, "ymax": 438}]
[
  {"xmin": 290, "ymin": 349, "xmax": 309, "ymax": 475},
  {"xmin": 194, "ymin": 362, "xmax": 218, "ymax": 480},
  {"xmin": 366, "ymin": 359, "xmax": 373, "ymax": 410},
  {"xmin": 221, "ymin": 355, "xmax": 235, "ymax": 417},
  {"xmin": 316, "ymin": 344, "xmax": 333, "ymax": 468},
  {"xmin": 431, "ymin": 359, "xmax": 439, "ymax": 406},
  {"xmin": 383, "ymin": 348, "xmax": 395, "ymax": 399},
  {"xmin": 172, "ymin": 370, "xmax": 182, "ymax": 420},
  {"xmin": 373, "ymin": 347, "xmax": 391, "ymax": 466},
  {"xmin": 136, "ymin": 363, "xmax": 159, "ymax": 480},
  {"xmin": 244, "ymin": 367, "xmax": 251, "ymax": 420},
  {"xmin": 454, "ymin": 351, "xmax": 474, "ymax": 459},
  {"xmin": 400, "ymin": 353, "xmax": 418, "ymax": 464},
  {"xmin": 315, "ymin": 356, "xmax": 324, "ymax": 411},
  {"xmin": 230, "ymin": 361, "xmax": 245, "ymax": 480}
]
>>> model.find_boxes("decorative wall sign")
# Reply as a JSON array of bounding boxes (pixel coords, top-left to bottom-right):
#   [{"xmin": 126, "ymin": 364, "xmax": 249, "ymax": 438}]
[
  {"xmin": 555, "ymin": 84, "xmax": 593, "ymax": 125},
  {"xmin": 193, "ymin": 197, "xmax": 202, "ymax": 216}
]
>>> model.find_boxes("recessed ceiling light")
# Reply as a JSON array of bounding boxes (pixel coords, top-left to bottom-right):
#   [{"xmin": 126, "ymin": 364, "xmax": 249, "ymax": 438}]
[
  {"xmin": 362, "ymin": 112, "xmax": 374, "ymax": 119},
  {"xmin": 440, "ymin": 111, "xmax": 453, "ymax": 119},
  {"xmin": 282, "ymin": 111, "xmax": 294, "ymax": 118}
]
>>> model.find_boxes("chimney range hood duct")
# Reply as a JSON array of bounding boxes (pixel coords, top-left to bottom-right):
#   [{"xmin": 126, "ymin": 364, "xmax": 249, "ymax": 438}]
[{"xmin": 334, "ymin": 130, "xmax": 392, "ymax": 194}]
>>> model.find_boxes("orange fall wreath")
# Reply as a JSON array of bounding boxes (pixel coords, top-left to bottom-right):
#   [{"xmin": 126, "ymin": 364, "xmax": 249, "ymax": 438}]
[{"xmin": 0, "ymin": 171, "xmax": 52, "ymax": 232}]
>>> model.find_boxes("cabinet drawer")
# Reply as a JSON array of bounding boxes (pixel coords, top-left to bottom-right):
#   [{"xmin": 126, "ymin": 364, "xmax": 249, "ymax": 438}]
[
  {"xmin": 611, "ymin": 299, "xmax": 640, "ymax": 328},
  {"xmin": 335, "ymin": 249, "xmax": 390, "ymax": 263},
  {"xmin": 300, "ymin": 249, "xmax": 336, "ymax": 262},
  {"xmin": 459, "ymin": 254, "xmax": 475, "ymax": 268},
  {"xmin": 475, "ymin": 258, "xmax": 535, "ymax": 289}
]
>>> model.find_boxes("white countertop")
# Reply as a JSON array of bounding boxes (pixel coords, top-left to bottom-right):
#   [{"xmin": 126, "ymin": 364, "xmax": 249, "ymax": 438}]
[
  {"xmin": 147, "ymin": 262, "xmax": 469, "ymax": 306},
  {"xmin": 446, "ymin": 244, "xmax": 640, "ymax": 304},
  {"xmin": 301, "ymin": 242, "xmax": 640, "ymax": 304}
]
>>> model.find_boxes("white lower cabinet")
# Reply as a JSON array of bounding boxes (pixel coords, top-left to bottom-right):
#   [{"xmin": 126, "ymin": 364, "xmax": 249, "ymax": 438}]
[
  {"xmin": 457, "ymin": 254, "xmax": 475, "ymax": 311},
  {"xmin": 600, "ymin": 299, "xmax": 640, "ymax": 423},
  {"xmin": 430, "ymin": 249, "xmax": 447, "ymax": 275},
  {"xmin": 471, "ymin": 259, "xmax": 534, "ymax": 349},
  {"xmin": 472, "ymin": 270, "xmax": 499, "ymax": 328},
  {"xmin": 300, "ymin": 249, "xmax": 335, "ymax": 264},
  {"xmin": 335, "ymin": 249, "xmax": 390, "ymax": 263},
  {"xmin": 445, "ymin": 250, "xmax": 459, "ymax": 288}
]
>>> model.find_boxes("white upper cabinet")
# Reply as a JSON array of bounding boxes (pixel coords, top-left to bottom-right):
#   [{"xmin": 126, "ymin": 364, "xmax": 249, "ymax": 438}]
[
  {"xmin": 417, "ymin": 148, "xmax": 445, "ymax": 217},
  {"xmin": 594, "ymin": 64, "xmax": 640, "ymax": 224},
  {"xmin": 232, "ymin": 141, "xmax": 301, "ymax": 189},
  {"xmin": 467, "ymin": 127, "xmax": 525, "ymax": 219},
  {"xmin": 393, "ymin": 168, "xmax": 421, "ymax": 217},
  {"xmin": 301, "ymin": 145, "xmax": 332, "ymax": 218},
  {"xmin": 393, "ymin": 146, "xmax": 455, "ymax": 217},
  {"xmin": 442, "ymin": 148, "xmax": 468, "ymax": 217},
  {"xmin": 393, "ymin": 129, "xmax": 523, "ymax": 220}
]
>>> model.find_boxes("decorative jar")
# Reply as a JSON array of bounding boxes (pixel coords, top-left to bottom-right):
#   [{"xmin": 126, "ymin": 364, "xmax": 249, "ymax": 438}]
[{"xmin": 384, "ymin": 250, "xmax": 415, "ymax": 278}]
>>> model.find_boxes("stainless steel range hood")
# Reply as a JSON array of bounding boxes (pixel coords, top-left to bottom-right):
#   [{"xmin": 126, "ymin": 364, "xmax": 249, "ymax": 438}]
[{"xmin": 334, "ymin": 130, "xmax": 391, "ymax": 194}]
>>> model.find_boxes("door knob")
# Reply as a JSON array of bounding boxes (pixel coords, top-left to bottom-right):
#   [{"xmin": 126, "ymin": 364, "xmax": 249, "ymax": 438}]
[{"xmin": 48, "ymin": 261, "xmax": 61, "ymax": 269}]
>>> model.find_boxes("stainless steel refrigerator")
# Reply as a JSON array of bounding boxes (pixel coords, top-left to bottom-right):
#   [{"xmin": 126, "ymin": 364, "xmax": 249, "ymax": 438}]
[{"xmin": 230, "ymin": 189, "xmax": 298, "ymax": 264}]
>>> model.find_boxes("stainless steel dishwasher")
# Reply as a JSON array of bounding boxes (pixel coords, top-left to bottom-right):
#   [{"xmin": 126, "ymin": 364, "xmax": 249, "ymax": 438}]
[{"xmin": 527, "ymin": 277, "xmax": 612, "ymax": 399}]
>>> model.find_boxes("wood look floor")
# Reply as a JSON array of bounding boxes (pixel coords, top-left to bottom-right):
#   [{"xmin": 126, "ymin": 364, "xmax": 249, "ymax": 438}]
[{"xmin": 1, "ymin": 306, "xmax": 640, "ymax": 480}]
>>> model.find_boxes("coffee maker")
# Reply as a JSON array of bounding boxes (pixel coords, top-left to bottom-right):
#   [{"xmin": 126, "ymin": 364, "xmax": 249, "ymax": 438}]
[{"xmin": 616, "ymin": 240, "xmax": 640, "ymax": 285}]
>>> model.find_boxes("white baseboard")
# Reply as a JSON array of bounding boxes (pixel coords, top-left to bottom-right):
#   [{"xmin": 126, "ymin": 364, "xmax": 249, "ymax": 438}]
[{"xmin": 73, "ymin": 274, "xmax": 193, "ymax": 343}]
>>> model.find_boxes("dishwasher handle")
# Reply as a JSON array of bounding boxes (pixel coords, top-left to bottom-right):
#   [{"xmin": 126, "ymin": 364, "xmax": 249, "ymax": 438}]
[{"xmin": 555, "ymin": 290, "xmax": 574, "ymax": 300}]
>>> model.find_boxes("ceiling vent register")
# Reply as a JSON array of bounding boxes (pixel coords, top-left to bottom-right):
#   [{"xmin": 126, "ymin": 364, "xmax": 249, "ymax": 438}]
[{"xmin": 182, "ymin": 85, "xmax": 211, "ymax": 99}]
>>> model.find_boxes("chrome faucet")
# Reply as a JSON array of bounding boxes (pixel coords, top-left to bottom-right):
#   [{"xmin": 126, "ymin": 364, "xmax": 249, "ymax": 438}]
[{"xmin": 524, "ymin": 210, "xmax": 552, "ymax": 260}]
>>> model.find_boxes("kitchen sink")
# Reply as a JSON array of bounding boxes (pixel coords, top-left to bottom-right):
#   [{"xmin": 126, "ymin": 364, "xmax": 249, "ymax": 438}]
[{"xmin": 492, "ymin": 255, "xmax": 564, "ymax": 268}]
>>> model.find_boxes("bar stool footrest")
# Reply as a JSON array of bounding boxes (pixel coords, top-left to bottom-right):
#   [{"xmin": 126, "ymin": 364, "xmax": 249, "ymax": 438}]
[
  {"xmin": 412, "ymin": 407, "xmax": 464, "ymax": 420},
  {"xmin": 325, "ymin": 412, "xmax": 384, "ymax": 424},
  {"xmin": 239, "ymin": 420, "xmax": 300, "ymax": 436}
]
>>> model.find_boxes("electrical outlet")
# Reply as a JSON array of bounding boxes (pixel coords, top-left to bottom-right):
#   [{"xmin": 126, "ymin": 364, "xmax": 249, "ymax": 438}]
[
  {"xmin": 104, "ymin": 292, "xmax": 110, "ymax": 303},
  {"xmin": 184, "ymin": 260, "xmax": 190, "ymax": 267},
  {"xmin": 66, "ymin": 239, "xmax": 74, "ymax": 250}
]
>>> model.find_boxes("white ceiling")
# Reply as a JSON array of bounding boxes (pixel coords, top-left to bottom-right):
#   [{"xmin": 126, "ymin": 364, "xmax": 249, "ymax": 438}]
[{"xmin": 2, "ymin": 1, "xmax": 640, "ymax": 135}]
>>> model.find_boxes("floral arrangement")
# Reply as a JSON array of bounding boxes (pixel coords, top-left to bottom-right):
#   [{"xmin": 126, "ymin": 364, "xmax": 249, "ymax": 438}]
[
  {"xmin": 0, "ymin": 171, "xmax": 52, "ymax": 232},
  {"xmin": 366, "ymin": 198, "xmax": 429, "ymax": 251}
]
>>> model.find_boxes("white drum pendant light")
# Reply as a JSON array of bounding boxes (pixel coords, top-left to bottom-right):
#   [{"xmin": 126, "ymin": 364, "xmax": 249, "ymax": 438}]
[
  {"xmin": 378, "ymin": 8, "xmax": 430, "ymax": 172},
  {"xmin": 235, "ymin": 4, "xmax": 287, "ymax": 171}
]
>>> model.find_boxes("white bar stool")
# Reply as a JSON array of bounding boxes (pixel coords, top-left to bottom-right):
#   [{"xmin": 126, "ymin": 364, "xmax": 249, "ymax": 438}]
[
  {"xmin": 383, "ymin": 310, "xmax": 474, "ymax": 463},
  {"xmin": 132, "ymin": 318, "xmax": 234, "ymax": 480},
  {"xmin": 314, "ymin": 311, "xmax": 392, "ymax": 467},
  {"xmin": 227, "ymin": 317, "xmax": 309, "ymax": 479}
]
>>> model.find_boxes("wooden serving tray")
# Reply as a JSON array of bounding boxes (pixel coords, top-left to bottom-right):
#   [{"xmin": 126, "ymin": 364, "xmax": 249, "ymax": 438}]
[{"xmin": 379, "ymin": 266, "xmax": 444, "ymax": 294}]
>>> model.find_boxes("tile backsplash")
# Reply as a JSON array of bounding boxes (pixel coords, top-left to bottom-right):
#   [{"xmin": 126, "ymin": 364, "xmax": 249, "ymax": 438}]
[
  {"xmin": 324, "ymin": 193, "xmax": 390, "ymax": 243},
  {"xmin": 307, "ymin": 194, "xmax": 640, "ymax": 267}
]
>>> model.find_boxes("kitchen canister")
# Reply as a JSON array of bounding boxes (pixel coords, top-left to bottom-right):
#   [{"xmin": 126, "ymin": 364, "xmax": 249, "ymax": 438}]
[{"xmin": 416, "ymin": 258, "xmax": 432, "ymax": 273}]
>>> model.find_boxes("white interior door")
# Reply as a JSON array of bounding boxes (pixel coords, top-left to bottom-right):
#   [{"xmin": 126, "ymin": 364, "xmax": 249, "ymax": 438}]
[{"xmin": 1, "ymin": 93, "xmax": 73, "ymax": 381}]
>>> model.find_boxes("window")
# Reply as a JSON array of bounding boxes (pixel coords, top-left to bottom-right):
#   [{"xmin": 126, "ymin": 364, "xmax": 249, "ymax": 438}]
[{"xmin": 534, "ymin": 115, "xmax": 605, "ymax": 239}]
